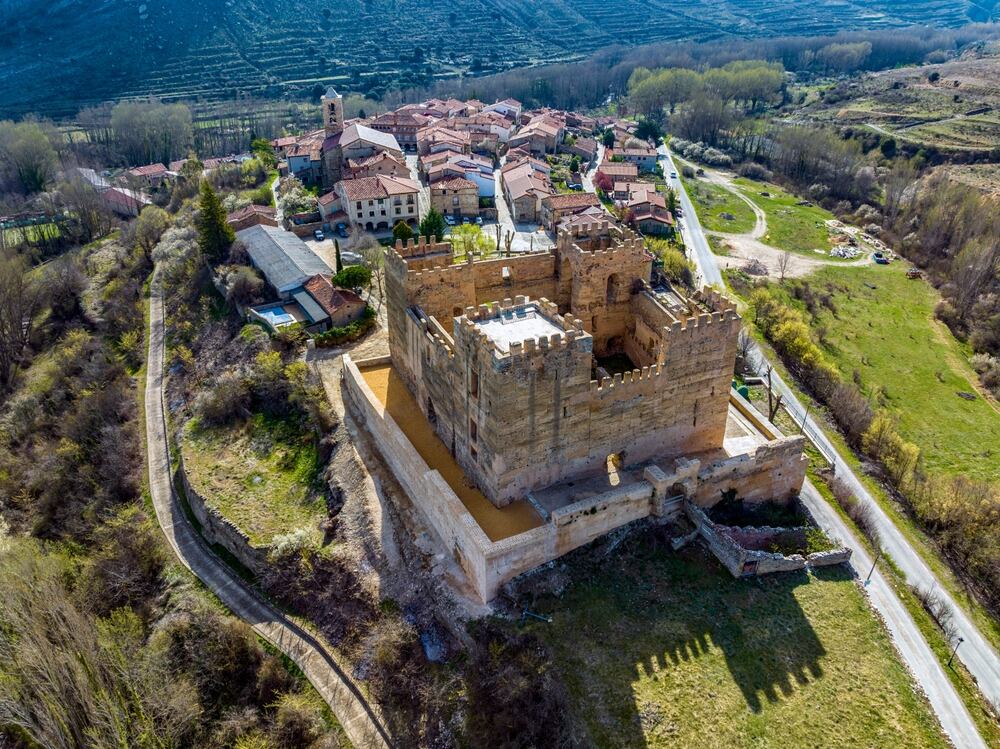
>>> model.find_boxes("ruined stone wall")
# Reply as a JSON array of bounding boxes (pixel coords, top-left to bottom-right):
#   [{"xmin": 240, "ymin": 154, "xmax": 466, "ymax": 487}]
[
  {"xmin": 471, "ymin": 253, "xmax": 561, "ymax": 309},
  {"xmin": 693, "ymin": 435, "xmax": 808, "ymax": 508}
]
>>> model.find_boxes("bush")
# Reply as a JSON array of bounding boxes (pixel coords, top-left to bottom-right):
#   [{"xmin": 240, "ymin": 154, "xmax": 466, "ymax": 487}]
[
  {"xmin": 249, "ymin": 184, "xmax": 274, "ymax": 207},
  {"xmin": 313, "ymin": 307, "xmax": 376, "ymax": 348},
  {"xmin": 829, "ymin": 476, "xmax": 880, "ymax": 545},
  {"xmin": 738, "ymin": 162, "xmax": 773, "ymax": 181},
  {"xmin": 193, "ymin": 371, "xmax": 249, "ymax": 425},
  {"xmin": 332, "ymin": 265, "xmax": 371, "ymax": 289}
]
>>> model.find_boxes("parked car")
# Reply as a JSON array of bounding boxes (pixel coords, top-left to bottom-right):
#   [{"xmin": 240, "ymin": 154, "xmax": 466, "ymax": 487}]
[
  {"xmin": 475, "ymin": 216, "xmax": 483, "ymax": 226},
  {"xmin": 873, "ymin": 251, "xmax": 890, "ymax": 265},
  {"xmin": 670, "ymin": 171, "xmax": 677, "ymax": 179},
  {"xmin": 444, "ymin": 215, "xmax": 457, "ymax": 226},
  {"xmin": 340, "ymin": 250, "xmax": 363, "ymax": 266},
  {"xmin": 462, "ymin": 217, "xmax": 471, "ymax": 224},
  {"xmin": 313, "ymin": 229, "xmax": 325, "ymax": 241},
  {"xmin": 335, "ymin": 223, "xmax": 348, "ymax": 238}
]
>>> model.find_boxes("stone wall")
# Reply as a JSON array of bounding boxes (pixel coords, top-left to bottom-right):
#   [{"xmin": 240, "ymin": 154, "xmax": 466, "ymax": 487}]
[
  {"xmin": 344, "ymin": 355, "xmax": 684, "ymax": 602},
  {"xmin": 685, "ymin": 501, "xmax": 851, "ymax": 577},
  {"xmin": 174, "ymin": 455, "xmax": 270, "ymax": 576},
  {"xmin": 693, "ymin": 436, "xmax": 808, "ymax": 507}
]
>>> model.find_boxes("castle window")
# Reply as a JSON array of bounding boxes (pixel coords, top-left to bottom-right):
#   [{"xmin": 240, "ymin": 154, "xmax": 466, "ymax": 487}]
[
  {"xmin": 470, "ymin": 371, "xmax": 479, "ymax": 398},
  {"xmin": 469, "ymin": 419, "xmax": 478, "ymax": 442}
]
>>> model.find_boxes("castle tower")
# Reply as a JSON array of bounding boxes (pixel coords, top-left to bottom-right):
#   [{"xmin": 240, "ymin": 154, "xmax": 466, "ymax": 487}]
[{"xmin": 322, "ymin": 86, "xmax": 344, "ymax": 137}]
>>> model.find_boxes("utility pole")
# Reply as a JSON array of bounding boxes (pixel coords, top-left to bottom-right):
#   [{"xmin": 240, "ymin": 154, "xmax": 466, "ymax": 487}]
[
  {"xmin": 948, "ymin": 637, "xmax": 964, "ymax": 668},
  {"xmin": 864, "ymin": 546, "xmax": 882, "ymax": 586}
]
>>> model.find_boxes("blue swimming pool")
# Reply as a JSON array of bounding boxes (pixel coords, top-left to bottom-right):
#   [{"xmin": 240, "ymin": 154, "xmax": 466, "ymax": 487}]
[{"xmin": 257, "ymin": 307, "xmax": 294, "ymax": 327}]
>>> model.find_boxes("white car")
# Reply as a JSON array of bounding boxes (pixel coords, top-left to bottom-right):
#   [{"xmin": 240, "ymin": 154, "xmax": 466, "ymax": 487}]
[
  {"xmin": 340, "ymin": 251, "xmax": 363, "ymax": 266},
  {"xmin": 670, "ymin": 171, "xmax": 677, "ymax": 179}
]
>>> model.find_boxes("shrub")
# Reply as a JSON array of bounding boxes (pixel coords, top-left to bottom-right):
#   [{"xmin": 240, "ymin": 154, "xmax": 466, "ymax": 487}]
[
  {"xmin": 829, "ymin": 476, "xmax": 880, "ymax": 545},
  {"xmin": 193, "ymin": 371, "xmax": 249, "ymax": 425},
  {"xmin": 738, "ymin": 162, "xmax": 773, "ymax": 181},
  {"xmin": 313, "ymin": 307, "xmax": 376, "ymax": 348},
  {"xmin": 332, "ymin": 265, "xmax": 371, "ymax": 289},
  {"xmin": 249, "ymin": 184, "xmax": 274, "ymax": 207}
]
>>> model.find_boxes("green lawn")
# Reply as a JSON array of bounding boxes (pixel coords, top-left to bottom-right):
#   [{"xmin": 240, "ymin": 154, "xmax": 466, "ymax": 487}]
[
  {"xmin": 681, "ymin": 175, "xmax": 757, "ymax": 234},
  {"xmin": 800, "ymin": 263, "xmax": 1000, "ymax": 480},
  {"xmin": 181, "ymin": 413, "xmax": 327, "ymax": 548},
  {"xmin": 732, "ymin": 178, "xmax": 836, "ymax": 256},
  {"xmin": 527, "ymin": 540, "xmax": 947, "ymax": 748}
]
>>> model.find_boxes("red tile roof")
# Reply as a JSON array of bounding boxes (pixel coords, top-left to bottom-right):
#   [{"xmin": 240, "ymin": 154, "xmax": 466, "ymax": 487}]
[
  {"xmin": 129, "ymin": 163, "xmax": 167, "ymax": 177},
  {"xmin": 303, "ymin": 275, "xmax": 365, "ymax": 316},
  {"xmin": 431, "ymin": 177, "xmax": 478, "ymax": 191},
  {"xmin": 543, "ymin": 192, "xmax": 601, "ymax": 210},
  {"xmin": 338, "ymin": 174, "xmax": 420, "ymax": 201}
]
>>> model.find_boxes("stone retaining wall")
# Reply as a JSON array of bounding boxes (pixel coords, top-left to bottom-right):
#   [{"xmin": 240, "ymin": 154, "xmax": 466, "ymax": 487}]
[{"xmin": 175, "ymin": 454, "xmax": 269, "ymax": 576}]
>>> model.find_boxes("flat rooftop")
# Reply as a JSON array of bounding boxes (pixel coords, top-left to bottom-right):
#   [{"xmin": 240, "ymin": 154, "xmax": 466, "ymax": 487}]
[{"xmin": 474, "ymin": 305, "xmax": 566, "ymax": 353}]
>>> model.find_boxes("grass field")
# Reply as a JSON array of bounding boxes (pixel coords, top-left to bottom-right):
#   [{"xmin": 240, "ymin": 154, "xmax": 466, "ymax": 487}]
[
  {"xmin": 794, "ymin": 263, "xmax": 1000, "ymax": 480},
  {"xmin": 181, "ymin": 412, "xmax": 327, "ymax": 548},
  {"xmin": 526, "ymin": 539, "xmax": 947, "ymax": 748},
  {"xmin": 732, "ymin": 178, "xmax": 836, "ymax": 256},
  {"xmin": 681, "ymin": 176, "xmax": 757, "ymax": 234}
]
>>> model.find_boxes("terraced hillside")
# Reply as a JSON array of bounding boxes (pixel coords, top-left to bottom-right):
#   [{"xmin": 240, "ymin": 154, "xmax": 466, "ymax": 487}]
[
  {"xmin": 0, "ymin": 0, "xmax": 989, "ymax": 118},
  {"xmin": 796, "ymin": 42, "xmax": 1000, "ymax": 150}
]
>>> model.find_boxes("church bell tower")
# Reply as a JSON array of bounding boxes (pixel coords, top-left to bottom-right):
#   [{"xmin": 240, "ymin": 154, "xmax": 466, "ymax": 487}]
[{"xmin": 322, "ymin": 87, "xmax": 344, "ymax": 137}]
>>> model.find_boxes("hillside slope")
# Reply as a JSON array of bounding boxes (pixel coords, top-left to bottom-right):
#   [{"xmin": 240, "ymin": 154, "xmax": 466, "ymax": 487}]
[{"xmin": 0, "ymin": 0, "xmax": 990, "ymax": 117}]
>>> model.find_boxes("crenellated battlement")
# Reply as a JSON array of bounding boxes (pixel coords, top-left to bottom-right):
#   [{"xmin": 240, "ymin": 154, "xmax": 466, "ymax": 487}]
[
  {"xmin": 455, "ymin": 295, "xmax": 592, "ymax": 366},
  {"xmin": 590, "ymin": 362, "xmax": 665, "ymax": 393},
  {"xmin": 386, "ymin": 236, "xmax": 455, "ymax": 277},
  {"xmin": 694, "ymin": 287, "xmax": 739, "ymax": 315}
]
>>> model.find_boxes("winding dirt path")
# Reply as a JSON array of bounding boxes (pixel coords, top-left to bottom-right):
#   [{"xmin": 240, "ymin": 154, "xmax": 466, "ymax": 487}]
[
  {"xmin": 675, "ymin": 155, "xmax": 872, "ymax": 278},
  {"xmin": 144, "ymin": 273, "xmax": 394, "ymax": 749}
]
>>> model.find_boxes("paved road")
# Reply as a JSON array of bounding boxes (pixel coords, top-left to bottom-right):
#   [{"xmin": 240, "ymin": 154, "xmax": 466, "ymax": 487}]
[
  {"xmin": 668, "ymin": 144, "xmax": 995, "ymax": 747},
  {"xmin": 798, "ymin": 481, "xmax": 988, "ymax": 749},
  {"xmin": 657, "ymin": 145, "xmax": 722, "ymax": 287},
  {"xmin": 271, "ymin": 174, "xmax": 283, "ymax": 223},
  {"xmin": 581, "ymin": 143, "xmax": 605, "ymax": 194},
  {"xmin": 144, "ymin": 275, "xmax": 393, "ymax": 749},
  {"xmin": 748, "ymin": 345, "xmax": 1000, "ymax": 709}
]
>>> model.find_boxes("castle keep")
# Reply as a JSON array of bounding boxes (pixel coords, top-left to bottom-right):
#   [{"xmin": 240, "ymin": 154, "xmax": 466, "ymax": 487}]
[
  {"xmin": 385, "ymin": 222, "xmax": 740, "ymax": 506},
  {"xmin": 345, "ymin": 221, "xmax": 809, "ymax": 601}
]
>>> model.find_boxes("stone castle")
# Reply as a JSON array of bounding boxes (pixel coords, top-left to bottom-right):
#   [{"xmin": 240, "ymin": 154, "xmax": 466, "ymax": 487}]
[{"xmin": 344, "ymin": 221, "xmax": 809, "ymax": 601}]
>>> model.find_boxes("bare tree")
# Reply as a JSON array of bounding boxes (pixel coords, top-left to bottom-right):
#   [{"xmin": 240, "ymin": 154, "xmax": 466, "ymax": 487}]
[
  {"xmin": 359, "ymin": 241, "xmax": 387, "ymax": 312},
  {"xmin": 777, "ymin": 249, "xmax": 792, "ymax": 282},
  {"xmin": 56, "ymin": 177, "xmax": 115, "ymax": 244},
  {"xmin": 735, "ymin": 328, "xmax": 753, "ymax": 375},
  {"xmin": 0, "ymin": 251, "xmax": 43, "ymax": 390}
]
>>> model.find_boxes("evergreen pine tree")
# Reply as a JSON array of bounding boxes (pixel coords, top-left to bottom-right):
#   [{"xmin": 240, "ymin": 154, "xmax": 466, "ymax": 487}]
[
  {"xmin": 195, "ymin": 180, "xmax": 235, "ymax": 261},
  {"xmin": 334, "ymin": 239, "xmax": 343, "ymax": 273},
  {"xmin": 418, "ymin": 208, "xmax": 446, "ymax": 242}
]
